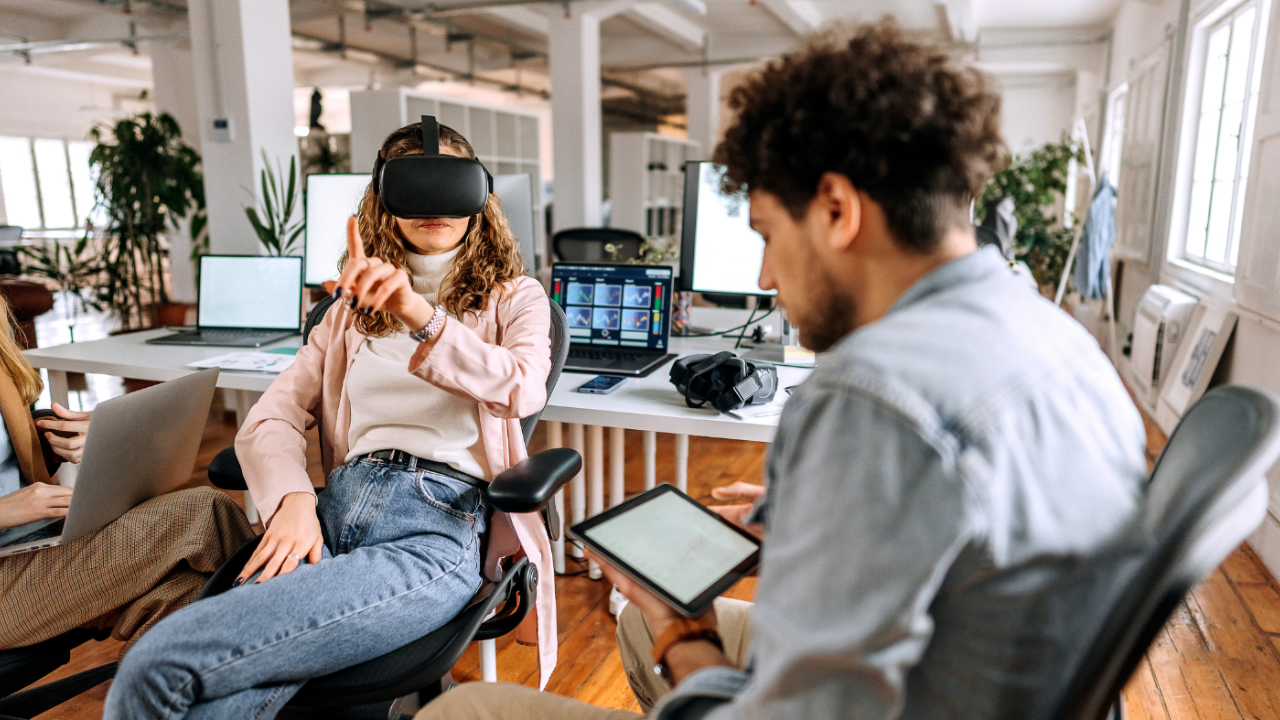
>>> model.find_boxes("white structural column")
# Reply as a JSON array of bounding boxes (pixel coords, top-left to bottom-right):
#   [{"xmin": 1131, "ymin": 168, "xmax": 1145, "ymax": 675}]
[
  {"xmin": 675, "ymin": 434, "xmax": 689, "ymax": 492},
  {"xmin": 545, "ymin": 421, "xmax": 566, "ymax": 574},
  {"xmin": 684, "ymin": 68, "xmax": 722, "ymax": 159},
  {"xmin": 548, "ymin": 2, "xmax": 626, "ymax": 230},
  {"xmin": 609, "ymin": 427, "xmax": 625, "ymax": 507},
  {"xmin": 150, "ymin": 41, "xmax": 202, "ymax": 303},
  {"xmin": 586, "ymin": 424, "xmax": 605, "ymax": 579},
  {"xmin": 643, "ymin": 431, "xmax": 657, "ymax": 490},
  {"xmin": 187, "ymin": 0, "xmax": 298, "ymax": 255},
  {"xmin": 569, "ymin": 424, "xmax": 586, "ymax": 558}
]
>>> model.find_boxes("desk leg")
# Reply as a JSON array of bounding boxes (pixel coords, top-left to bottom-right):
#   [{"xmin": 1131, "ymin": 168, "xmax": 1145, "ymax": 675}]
[
  {"xmin": 546, "ymin": 422, "xmax": 565, "ymax": 575},
  {"xmin": 609, "ymin": 427, "xmax": 625, "ymax": 508},
  {"xmin": 569, "ymin": 424, "xmax": 585, "ymax": 559},
  {"xmin": 675, "ymin": 434, "xmax": 689, "ymax": 493},
  {"xmin": 480, "ymin": 638, "xmax": 497, "ymax": 682},
  {"xmin": 643, "ymin": 431, "xmax": 656, "ymax": 491},
  {"xmin": 587, "ymin": 425, "xmax": 604, "ymax": 580}
]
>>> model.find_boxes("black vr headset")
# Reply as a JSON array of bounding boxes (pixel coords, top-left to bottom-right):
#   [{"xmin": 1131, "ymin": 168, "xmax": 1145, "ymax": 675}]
[
  {"xmin": 375, "ymin": 115, "xmax": 494, "ymax": 219},
  {"xmin": 669, "ymin": 352, "xmax": 779, "ymax": 414}
]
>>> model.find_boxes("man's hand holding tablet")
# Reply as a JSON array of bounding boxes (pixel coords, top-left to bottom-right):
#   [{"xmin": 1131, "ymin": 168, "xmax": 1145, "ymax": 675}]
[{"xmin": 569, "ymin": 484, "xmax": 762, "ymax": 685}]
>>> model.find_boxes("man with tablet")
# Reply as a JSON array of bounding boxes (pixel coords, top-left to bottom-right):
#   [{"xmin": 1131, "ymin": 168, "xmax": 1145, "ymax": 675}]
[{"xmin": 419, "ymin": 20, "xmax": 1147, "ymax": 720}]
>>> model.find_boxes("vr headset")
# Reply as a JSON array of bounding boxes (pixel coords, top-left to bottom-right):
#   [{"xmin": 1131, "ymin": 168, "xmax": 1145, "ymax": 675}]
[
  {"xmin": 670, "ymin": 352, "xmax": 778, "ymax": 413},
  {"xmin": 375, "ymin": 115, "xmax": 493, "ymax": 219}
]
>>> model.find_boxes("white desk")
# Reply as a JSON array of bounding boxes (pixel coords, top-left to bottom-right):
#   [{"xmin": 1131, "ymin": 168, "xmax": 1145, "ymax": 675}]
[{"xmin": 22, "ymin": 310, "xmax": 812, "ymax": 570}]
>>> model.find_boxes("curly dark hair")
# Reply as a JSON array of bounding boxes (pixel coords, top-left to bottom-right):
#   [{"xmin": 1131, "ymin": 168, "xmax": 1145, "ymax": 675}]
[{"xmin": 714, "ymin": 20, "xmax": 1007, "ymax": 253}]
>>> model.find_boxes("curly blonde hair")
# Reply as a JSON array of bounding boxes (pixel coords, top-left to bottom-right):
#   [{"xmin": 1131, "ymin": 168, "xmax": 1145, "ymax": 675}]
[{"xmin": 344, "ymin": 122, "xmax": 525, "ymax": 337}]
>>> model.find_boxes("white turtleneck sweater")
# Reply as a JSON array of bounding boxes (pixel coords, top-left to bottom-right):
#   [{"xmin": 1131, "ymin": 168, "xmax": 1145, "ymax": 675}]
[{"xmin": 344, "ymin": 246, "xmax": 490, "ymax": 479}]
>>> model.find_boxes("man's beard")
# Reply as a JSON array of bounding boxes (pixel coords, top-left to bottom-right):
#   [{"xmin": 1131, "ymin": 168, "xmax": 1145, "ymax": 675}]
[{"xmin": 794, "ymin": 270, "xmax": 856, "ymax": 353}]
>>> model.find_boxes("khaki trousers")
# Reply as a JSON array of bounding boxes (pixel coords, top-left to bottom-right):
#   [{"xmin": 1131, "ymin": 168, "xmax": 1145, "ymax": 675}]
[
  {"xmin": 417, "ymin": 597, "xmax": 754, "ymax": 720},
  {"xmin": 0, "ymin": 487, "xmax": 255, "ymax": 655}
]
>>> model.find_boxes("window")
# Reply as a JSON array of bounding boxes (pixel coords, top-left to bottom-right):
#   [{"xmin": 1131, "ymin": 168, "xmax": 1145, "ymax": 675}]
[
  {"xmin": 0, "ymin": 137, "xmax": 99, "ymax": 231},
  {"xmin": 1181, "ymin": 0, "xmax": 1269, "ymax": 273}
]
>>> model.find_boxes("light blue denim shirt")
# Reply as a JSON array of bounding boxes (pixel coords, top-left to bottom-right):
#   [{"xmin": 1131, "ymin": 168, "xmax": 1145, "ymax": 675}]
[{"xmin": 655, "ymin": 246, "xmax": 1148, "ymax": 720}]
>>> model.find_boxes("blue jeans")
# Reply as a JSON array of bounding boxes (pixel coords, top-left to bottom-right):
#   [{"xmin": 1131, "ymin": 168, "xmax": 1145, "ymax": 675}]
[{"xmin": 104, "ymin": 459, "xmax": 486, "ymax": 720}]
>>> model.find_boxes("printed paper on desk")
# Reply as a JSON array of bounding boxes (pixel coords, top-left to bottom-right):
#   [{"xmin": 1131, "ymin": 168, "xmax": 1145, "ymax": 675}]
[
  {"xmin": 726, "ymin": 396, "xmax": 787, "ymax": 420},
  {"xmin": 188, "ymin": 351, "xmax": 297, "ymax": 373}
]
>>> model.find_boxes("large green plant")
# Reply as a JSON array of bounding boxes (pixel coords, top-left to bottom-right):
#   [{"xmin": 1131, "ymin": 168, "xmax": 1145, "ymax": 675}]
[
  {"xmin": 976, "ymin": 138, "xmax": 1083, "ymax": 289},
  {"xmin": 245, "ymin": 152, "xmax": 303, "ymax": 256},
  {"xmin": 88, "ymin": 111, "xmax": 205, "ymax": 329},
  {"xmin": 20, "ymin": 235, "xmax": 104, "ymax": 343}
]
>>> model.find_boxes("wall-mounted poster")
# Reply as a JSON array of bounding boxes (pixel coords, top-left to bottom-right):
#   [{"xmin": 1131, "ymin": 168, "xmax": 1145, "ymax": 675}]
[{"xmin": 1155, "ymin": 304, "xmax": 1238, "ymax": 435}]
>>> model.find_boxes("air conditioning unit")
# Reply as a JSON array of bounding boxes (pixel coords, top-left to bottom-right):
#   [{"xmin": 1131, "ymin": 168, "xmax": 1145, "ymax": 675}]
[{"xmin": 1130, "ymin": 285, "xmax": 1198, "ymax": 408}]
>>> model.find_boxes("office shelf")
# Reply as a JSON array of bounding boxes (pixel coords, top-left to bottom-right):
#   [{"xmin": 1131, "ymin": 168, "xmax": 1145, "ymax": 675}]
[{"xmin": 608, "ymin": 133, "xmax": 701, "ymax": 248}]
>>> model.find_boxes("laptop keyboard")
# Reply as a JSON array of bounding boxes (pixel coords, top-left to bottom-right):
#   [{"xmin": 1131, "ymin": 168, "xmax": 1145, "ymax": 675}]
[
  {"xmin": 198, "ymin": 328, "xmax": 284, "ymax": 338},
  {"xmin": 568, "ymin": 348, "xmax": 650, "ymax": 364}
]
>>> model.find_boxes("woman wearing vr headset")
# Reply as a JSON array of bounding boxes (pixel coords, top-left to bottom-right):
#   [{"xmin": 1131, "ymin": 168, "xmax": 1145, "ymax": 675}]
[{"xmin": 105, "ymin": 122, "xmax": 555, "ymax": 719}]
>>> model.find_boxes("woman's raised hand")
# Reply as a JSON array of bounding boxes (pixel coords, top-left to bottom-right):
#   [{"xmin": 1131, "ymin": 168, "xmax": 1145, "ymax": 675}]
[
  {"xmin": 334, "ymin": 216, "xmax": 436, "ymax": 333},
  {"xmin": 235, "ymin": 492, "xmax": 323, "ymax": 585}
]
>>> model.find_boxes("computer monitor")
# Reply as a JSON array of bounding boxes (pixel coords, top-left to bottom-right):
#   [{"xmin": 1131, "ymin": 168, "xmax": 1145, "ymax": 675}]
[
  {"xmin": 198, "ymin": 255, "xmax": 303, "ymax": 330},
  {"xmin": 493, "ymin": 173, "xmax": 536, "ymax": 275},
  {"xmin": 305, "ymin": 173, "xmax": 371, "ymax": 286},
  {"xmin": 678, "ymin": 161, "xmax": 775, "ymax": 297}
]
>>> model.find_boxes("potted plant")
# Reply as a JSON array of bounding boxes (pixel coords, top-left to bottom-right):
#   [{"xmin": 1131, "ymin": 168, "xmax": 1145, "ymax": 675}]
[
  {"xmin": 976, "ymin": 137, "xmax": 1082, "ymax": 294},
  {"xmin": 20, "ymin": 234, "xmax": 105, "ymax": 343},
  {"xmin": 88, "ymin": 111, "xmax": 205, "ymax": 330},
  {"xmin": 245, "ymin": 151, "xmax": 304, "ymax": 256}
]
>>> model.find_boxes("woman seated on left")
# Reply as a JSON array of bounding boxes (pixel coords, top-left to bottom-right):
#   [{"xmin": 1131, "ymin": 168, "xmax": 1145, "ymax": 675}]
[{"xmin": 0, "ymin": 296, "xmax": 255, "ymax": 654}]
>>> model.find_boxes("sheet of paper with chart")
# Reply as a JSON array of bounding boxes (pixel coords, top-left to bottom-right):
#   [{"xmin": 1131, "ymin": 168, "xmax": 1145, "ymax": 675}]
[{"xmin": 584, "ymin": 491, "xmax": 758, "ymax": 604}]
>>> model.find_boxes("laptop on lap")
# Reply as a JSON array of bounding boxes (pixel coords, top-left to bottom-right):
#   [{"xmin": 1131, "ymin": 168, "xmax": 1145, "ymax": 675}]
[
  {"xmin": 0, "ymin": 368, "xmax": 220, "ymax": 558},
  {"xmin": 551, "ymin": 263, "xmax": 677, "ymax": 377},
  {"xmin": 148, "ymin": 255, "xmax": 303, "ymax": 347}
]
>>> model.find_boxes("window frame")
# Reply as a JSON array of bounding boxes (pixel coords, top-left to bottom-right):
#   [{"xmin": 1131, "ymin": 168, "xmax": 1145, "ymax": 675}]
[
  {"xmin": 0, "ymin": 135, "xmax": 97, "ymax": 233},
  {"xmin": 1167, "ymin": 0, "xmax": 1272, "ymax": 280}
]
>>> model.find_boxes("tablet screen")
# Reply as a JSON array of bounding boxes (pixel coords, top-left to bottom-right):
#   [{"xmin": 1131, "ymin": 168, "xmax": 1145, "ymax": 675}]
[{"xmin": 582, "ymin": 491, "xmax": 759, "ymax": 604}]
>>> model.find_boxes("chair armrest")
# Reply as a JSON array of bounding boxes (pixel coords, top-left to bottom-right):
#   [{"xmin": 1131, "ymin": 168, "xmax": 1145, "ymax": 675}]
[
  {"xmin": 207, "ymin": 445, "xmax": 247, "ymax": 491},
  {"xmin": 486, "ymin": 448, "xmax": 582, "ymax": 514}
]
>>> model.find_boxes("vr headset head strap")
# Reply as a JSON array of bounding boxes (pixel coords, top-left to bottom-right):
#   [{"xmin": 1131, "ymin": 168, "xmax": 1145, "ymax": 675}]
[{"xmin": 420, "ymin": 115, "xmax": 439, "ymax": 156}]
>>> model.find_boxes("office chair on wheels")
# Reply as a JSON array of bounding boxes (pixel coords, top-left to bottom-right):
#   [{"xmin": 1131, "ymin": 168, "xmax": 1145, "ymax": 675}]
[
  {"xmin": 552, "ymin": 227, "xmax": 645, "ymax": 263},
  {"xmin": 201, "ymin": 295, "xmax": 575, "ymax": 719},
  {"xmin": 1039, "ymin": 385, "xmax": 1280, "ymax": 720}
]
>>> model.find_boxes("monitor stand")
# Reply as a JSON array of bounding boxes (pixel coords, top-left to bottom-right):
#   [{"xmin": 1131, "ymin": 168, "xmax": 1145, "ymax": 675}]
[{"xmin": 743, "ymin": 342, "xmax": 784, "ymax": 363}]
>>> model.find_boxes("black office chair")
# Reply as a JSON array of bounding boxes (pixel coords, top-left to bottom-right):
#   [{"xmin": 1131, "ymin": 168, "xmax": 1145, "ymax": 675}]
[
  {"xmin": 1042, "ymin": 385, "xmax": 1280, "ymax": 720},
  {"xmin": 552, "ymin": 227, "xmax": 644, "ymax": 263},
  {"xmin": 201, "ymin": 295, "xmax": 576, "ymax": 719}
]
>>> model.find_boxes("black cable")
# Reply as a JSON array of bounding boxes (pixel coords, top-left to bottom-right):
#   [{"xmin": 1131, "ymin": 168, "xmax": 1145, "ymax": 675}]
[
  {"xmin": 678, "ymin": 307, "xmax": 776, "ymax": 339},
  {"xmin": 734, "ymin": 303, "xmax": 764, "ymax": 349}
]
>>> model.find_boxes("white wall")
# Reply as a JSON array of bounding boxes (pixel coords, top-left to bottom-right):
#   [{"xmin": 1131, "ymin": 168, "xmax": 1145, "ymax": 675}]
[
  {"xmin": 0, "ymin": 67, "xmax": 145, "ymax": 141},
  {"xmin": 998, "ymin": 75, "xmax": 1081, "ymax": 151}
]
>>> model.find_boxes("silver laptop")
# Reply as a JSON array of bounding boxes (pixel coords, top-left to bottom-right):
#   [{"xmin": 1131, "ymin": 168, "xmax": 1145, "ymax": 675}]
[
  {"xmin": 148, "ymin": 255, "xmax": 303, "ymax": 347},
  {"xmin": 0, "ymin": 368, "xmax": 220, "ymax": 558}
]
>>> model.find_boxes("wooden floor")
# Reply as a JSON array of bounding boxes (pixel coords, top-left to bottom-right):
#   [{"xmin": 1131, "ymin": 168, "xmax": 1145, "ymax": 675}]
[{"xmin": 19, "ymin": 393, "xmax": 1280, "ymax": 719}]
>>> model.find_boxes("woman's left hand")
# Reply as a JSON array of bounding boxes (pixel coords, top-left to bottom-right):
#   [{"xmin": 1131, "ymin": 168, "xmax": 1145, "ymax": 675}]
[
  {"xmin": 35, "ymin": 403, "xmax": 91, "ymax": 464},
  {"xmin": 335, "ymin": 216, "xmax": 436, "ymax": 334}
]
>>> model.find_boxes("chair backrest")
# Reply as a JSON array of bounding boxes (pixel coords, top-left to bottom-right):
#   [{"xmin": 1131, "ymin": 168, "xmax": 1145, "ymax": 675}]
[
  {"xmin": 1046, "ymin": 386, "xmax": 1280, "ymax": 720},
  {"xmin": 552, "ymin": 227, "xmax": 645, "ymax": 263},
  {"xmin": 520, "ymin": 298, "xmax": 569, "ymax": 445},
  {"xmin": 304, "ymin": 293, "xmax": 339, "ymax": 343},
  {"xmin": 0, "ymin": 226, "xmax": 22, "ymax": 245}
]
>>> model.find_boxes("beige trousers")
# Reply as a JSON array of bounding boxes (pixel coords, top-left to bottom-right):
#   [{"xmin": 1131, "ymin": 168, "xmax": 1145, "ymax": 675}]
[{"xmin": 417, "ymin": 597, "xmax": 754, "ymax": 720}]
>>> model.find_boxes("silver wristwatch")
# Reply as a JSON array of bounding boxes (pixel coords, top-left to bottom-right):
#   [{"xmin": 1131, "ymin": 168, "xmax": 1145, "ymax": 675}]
[{"xmin": 410, "ymin": 306, "xmax": 446, "ymax": 342}]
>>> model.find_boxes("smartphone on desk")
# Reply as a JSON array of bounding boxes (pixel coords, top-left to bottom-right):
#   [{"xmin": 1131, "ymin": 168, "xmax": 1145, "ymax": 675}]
[{"xmin": 577, "ymin": 375, "xmax": 627, "ymax": 394}]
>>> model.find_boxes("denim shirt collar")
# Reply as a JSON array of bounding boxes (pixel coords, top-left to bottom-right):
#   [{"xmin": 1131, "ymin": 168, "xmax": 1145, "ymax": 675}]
[{"xmin": 887, "ymin": 245, "xmax": 1008, "ymax": 318}]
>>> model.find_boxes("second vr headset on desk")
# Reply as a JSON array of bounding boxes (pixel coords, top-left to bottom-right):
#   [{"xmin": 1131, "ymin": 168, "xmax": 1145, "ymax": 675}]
[{"xmin": 375, "ymin": 115, "xmax": 493, "ymax": 219}]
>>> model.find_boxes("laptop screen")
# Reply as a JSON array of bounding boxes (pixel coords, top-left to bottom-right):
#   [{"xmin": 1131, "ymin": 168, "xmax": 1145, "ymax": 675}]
[
  {"xmin": 551, "ymin": 264, "xmax": 673, "ymax": 351},
  {"xmin": 198, "ymin": 256, "xmax": 303, "ymax": 330}
]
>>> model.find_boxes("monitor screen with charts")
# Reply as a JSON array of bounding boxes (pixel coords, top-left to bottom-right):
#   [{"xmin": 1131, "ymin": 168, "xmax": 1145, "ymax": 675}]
[
  {"xmin": 550, "ymin": 263, "xmax": 673, "ymax": 351},
  {"xmin": 679, "ymin": 161, "xmax": 775, "ymax": 297},
  {"xmin": 305, "ymin": 173, "xmax": 371, "ymax": 286},
  {"xmin": 198, "ymin": 256, "xmax": 303, "ymax": 330}
]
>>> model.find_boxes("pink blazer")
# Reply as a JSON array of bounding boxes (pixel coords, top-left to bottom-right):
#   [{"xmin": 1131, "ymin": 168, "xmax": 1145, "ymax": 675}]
[{"xmin": 235, "ymin": 275, "xmax": 557, "ymax": 688}]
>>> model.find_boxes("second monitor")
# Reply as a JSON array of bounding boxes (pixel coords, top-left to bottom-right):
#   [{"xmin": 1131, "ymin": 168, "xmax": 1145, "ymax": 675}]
[{"xmin": 678, "ymin": 161, "xmax": 776, "ymax": 298}]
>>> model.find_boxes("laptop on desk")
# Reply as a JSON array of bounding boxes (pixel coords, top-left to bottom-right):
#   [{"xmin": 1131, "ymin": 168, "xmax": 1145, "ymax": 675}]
[
  {"xmin": 0, "ymin": 369, "xmax": 219, "ymax": 558},
  {"xmin": 551, "ymin": 263, "xmax": 677, "ymax": 378},
  {"xmin": 148, "ymin": 255, "xmax": 303, "ymax": 347}
]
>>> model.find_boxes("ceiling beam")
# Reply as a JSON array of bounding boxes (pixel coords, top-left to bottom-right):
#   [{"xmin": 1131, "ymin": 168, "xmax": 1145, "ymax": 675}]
[
  {"xmin": 758, "ymin": 0, "xmax": 821, "ymax": 37},
  {"xmin": 485, "ymin": 7, "xmax": 549, "ymax": 35},
  {"xmin": 625, "ymin": 3, "xmax": 705, "ymax": 51}
]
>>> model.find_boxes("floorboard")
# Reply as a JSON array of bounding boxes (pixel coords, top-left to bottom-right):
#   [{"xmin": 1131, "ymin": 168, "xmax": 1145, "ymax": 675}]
[{"xmin": 13, "ymin": 395, "xmax": 1280, "ymax": 720}]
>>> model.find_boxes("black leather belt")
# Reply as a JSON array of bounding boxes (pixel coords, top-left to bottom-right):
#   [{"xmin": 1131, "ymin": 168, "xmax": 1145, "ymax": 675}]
[{"xmin": 358, "ymin": 449, "xmax": 488, "ymax": 489}]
